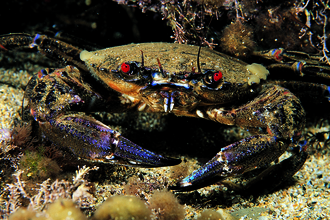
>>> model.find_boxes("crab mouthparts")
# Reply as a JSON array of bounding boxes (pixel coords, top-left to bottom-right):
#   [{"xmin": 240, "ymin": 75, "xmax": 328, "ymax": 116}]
[
  {"xmin": 150, "ymin": 82, "xmax": 190, "ymax": 113},
  {"xmin": 161, "ymin": 91, "xmax": 175, "ymax": 113}
]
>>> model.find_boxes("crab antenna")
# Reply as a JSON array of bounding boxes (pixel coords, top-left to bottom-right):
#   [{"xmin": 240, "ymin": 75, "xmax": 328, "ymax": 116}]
[
  {"xmin": 140, "ymin": 50, "xmax": 144, "ymax": 68},
  {"xmin": 157, "ymin": 58, "xmax": 166, "ymax": 77},
  {"xmin": 197, "ymin": 45, "xmax": 202, "ymax": 73}
]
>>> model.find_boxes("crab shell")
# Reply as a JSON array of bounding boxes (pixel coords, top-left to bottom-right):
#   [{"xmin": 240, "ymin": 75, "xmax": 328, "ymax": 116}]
[{"xmin": 80, "ymin": 43, "xmax": 269, "ymax": 114}]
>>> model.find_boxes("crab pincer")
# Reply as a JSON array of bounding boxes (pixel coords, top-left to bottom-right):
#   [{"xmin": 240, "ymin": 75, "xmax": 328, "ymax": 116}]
[
  {"xmin": 23, "ymin": 62, "xmax": 180, "ymax": 168},
  {"xmin": 169, "ymin": 135, "xmax": 282, "ymax": 191},
  {"xmin": 39, "ymin": 114, "xmax": 181, "ymax": 167}
]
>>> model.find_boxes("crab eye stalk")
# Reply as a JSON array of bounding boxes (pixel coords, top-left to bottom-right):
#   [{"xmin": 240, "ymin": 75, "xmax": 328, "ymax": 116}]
[
  {"xmin": 203, "ymin": 70, "xmax": 222, "ymax": 87},
  {"xmin": 121, "ymin": 63, "xmax": 132, "ymax": 74},
  {"xmin": 119, "ymin": 62, "xmax": 142, "ymax": 81},
  {"xmin": 120, "ymin": 62, "xmax": 139, "ymax": 77},
  {"xmin": 213, "ymin": 71, "xmax": 222, "ymax": 81}
]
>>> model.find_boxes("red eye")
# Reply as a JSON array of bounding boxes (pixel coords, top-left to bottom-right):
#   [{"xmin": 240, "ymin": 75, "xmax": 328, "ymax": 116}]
[
  {"xmin": 121, "ymin": 63, "xmax": 130, "ymax": 73},
  {"xmin": 213, "ymin": 71, "xmax": 222, "ymax": 81}
]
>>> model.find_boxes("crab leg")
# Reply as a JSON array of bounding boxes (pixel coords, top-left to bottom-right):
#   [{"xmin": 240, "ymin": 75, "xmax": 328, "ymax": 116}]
[
  {"xmin": 240, "ymin": 143, "xmax": 308, "ymax": 193},
  {"xmin": 0, "ymin": 33, "xmax": 33, "ymax": 50},
  {"xmin": 171, "ymin": 85, "xmax": 306, "ymax": 191},
  {"xmin": 25, "ymin": 66, "xmax": 180, "ymax": 167},
  {"xmin": 0, "ymin": 33, "xmax": 88, "ymax": 72},
  {"xmin": 253, "ymin": 48, "xmax": 330, "ymax": 80},
  {"xmin": 269, "ymin": 81, "xmax": 330, "ymax": 104}
]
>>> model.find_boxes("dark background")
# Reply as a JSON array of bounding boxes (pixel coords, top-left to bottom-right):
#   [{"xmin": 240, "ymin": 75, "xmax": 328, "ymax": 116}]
[{"xmin": 0, "ymin": 0, "xmax": 173, "ymax": 47}]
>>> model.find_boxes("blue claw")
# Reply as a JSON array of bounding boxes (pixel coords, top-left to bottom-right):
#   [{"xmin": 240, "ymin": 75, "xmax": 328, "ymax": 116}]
[
  {"xmin": 110, "ymin": 135, "xmax": 181, "ymax": 167},
  {"xmin": 170, "ymin": 135, "xmax": 281, "ymax": 191},
  {"xmin": 42, "ymin": 115, "xmax": 181, "ymax": 168},
  {"xmin": 169, "ymin": 155, "xmax": 226, "ymax": 191}
]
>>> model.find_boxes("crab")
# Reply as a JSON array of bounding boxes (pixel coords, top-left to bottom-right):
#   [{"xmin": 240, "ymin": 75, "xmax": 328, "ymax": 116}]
[{"xmin": 1, "ymin": 33, "xmax": 329, "ymax": 191}]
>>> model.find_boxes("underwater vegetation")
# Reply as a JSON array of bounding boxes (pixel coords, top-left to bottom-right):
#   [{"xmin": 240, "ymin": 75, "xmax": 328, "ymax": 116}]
[
  {"xmin": 220, "ymin": 20, "xmax": 255, "ymax": 58},
  {"xmin": 149, "ymin": 190, "xmax": 185, "ymax": 220},
  {"xmin": 4, "ymin": 166, "xmax": 241, "ymax": 220},
  {"xmin": 116, "ymin": 0, "xmax": 330, "ymax": 63},
  {"xmin": 19, "ymin": 149, "xmax": 61, "ymax": 180}
]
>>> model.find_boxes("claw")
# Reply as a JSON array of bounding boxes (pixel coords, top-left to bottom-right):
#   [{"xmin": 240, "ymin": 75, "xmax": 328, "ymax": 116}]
[
  {"xmin": 40, "ymin": 114, "xmax": 181, "ymax": 168},
  {"xmin": 170, "ymin": 135, "xmax": 285, "ymax": 191},
  {"xmin": 169, "ymin": 156, "xmax": 226, "ymax": 191},
  {"xmin": 107, "ymin": 134, "xmax": 181, "ymax": 167},
  {"xmin": 25, "ymin": 65, "xmax": 180, "ymax": 168},
  {"xmin": 169, "ymin": 149, "xmax": 234, "ymax": 191}
]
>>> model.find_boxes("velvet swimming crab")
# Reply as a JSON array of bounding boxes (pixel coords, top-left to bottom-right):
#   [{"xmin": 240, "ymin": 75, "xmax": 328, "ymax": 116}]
[{"xmin": 1, "ymin": 33, "xmax": 329, "ymax": 191}]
